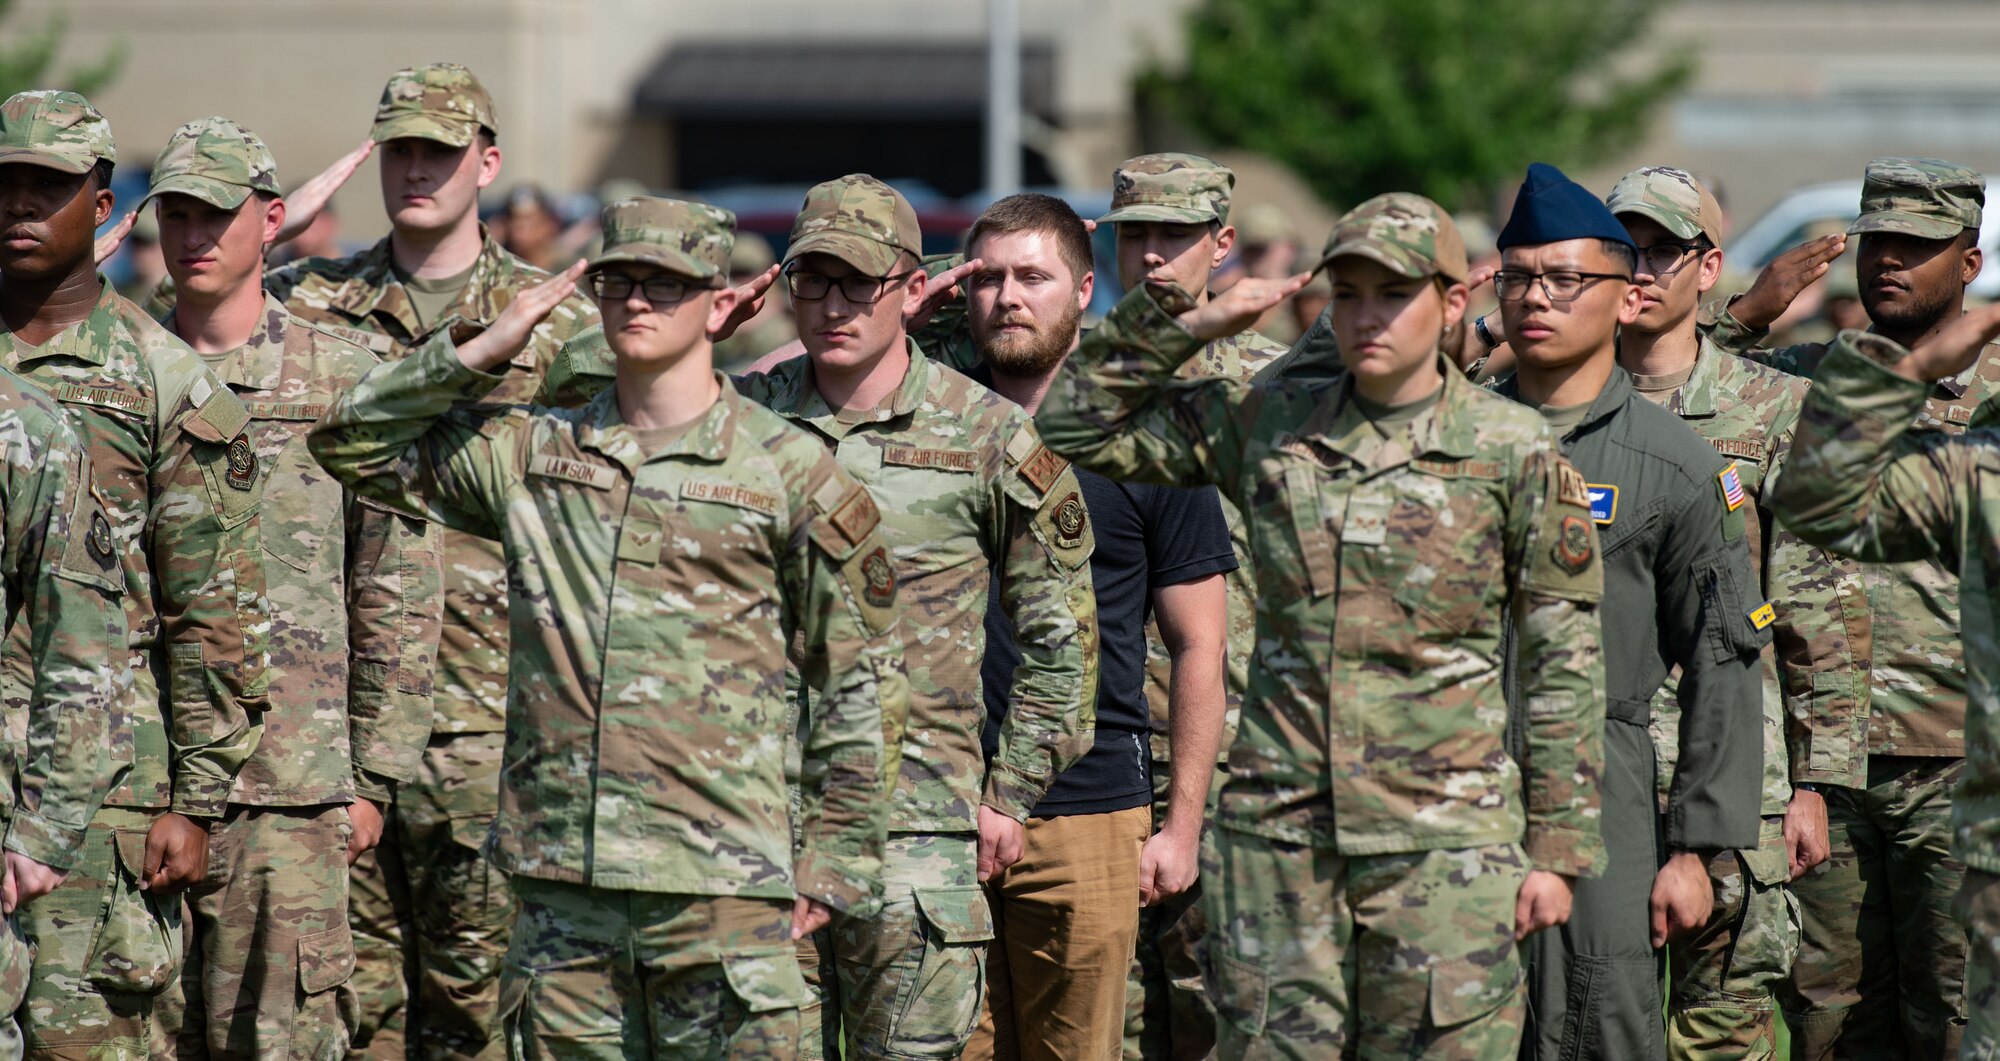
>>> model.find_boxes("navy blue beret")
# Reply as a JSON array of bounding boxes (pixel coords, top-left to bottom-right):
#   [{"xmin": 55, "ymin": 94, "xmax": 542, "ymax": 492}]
[{"xmin": 1496, "ymin": 162, "xmax": 1637, "ymax": 251}]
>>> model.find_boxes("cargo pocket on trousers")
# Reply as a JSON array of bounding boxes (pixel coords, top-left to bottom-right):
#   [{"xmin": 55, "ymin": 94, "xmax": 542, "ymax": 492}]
[
  {"xmin": 497, "ymin": 966, "xmax": 534, "ymax": 1061},
  {"xmin": 84, "ymin": 830, "xmax": 182, "ymax": 993},
  {"xmin": 1208, "ymin": 949, "xmax": 1269, "ymax": 1036},
  {"xmin": 888, "ymin": 886, "xmax": 995, "ymax": 1056},
  {"xmin": 298, "ymin": 923, "xmax": 355, "ymax": 995},
  {"xmin": 1428, "ymin": 949, "xmax": 1523, "ymax": 1028},
  {"xmin": 722, "ymin": 949, "xmax": 808, "ymax": 1014}
]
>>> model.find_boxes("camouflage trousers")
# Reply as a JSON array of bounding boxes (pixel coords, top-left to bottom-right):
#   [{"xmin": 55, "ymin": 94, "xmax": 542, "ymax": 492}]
[
  {"xmin": 2, "ymin": 908, "xmax": 30, "ymax": 1061},
  {"xmin": 177, "ymin": 803, "xmax": 357, "ymax": 1061},
  {"xmin": 1784, "ymin": 756, "xmax": 1967, "ymax": 1059},
  {"xmin": 15, "ymin": 806, "xmax": 182, "ymax": 1061},
  {"xmin": 347, "ymin": 731, "xmax": 514, "ymax": 1061},
  {"xmin": 1666, "ymin": 816, "xmax": 1799, "ymax": 1061},
  {"xmin": 497, "ymin": 878, "xmax": 802, "ymax": 1061},
  {"xmin": 1125, "ymin": 762, "xmax": 1217, "ymax": 1061},
  {"xmin": 796, "ymin": 833, "xmax": 990, "ymax": 1060},
  {"xmin": 1201, "ymin": 828, "xmax": 1528, "ymax": 1061},
  {"xmin": 1954, "ymin": 869, "xmax": 2000, "ymax": 1060}
]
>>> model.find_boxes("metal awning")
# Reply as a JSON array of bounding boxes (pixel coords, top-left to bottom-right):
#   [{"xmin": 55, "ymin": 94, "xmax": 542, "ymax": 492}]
[{"xmin": 633, "ymin": 41, "xmax": 1056, "ymax": 120}]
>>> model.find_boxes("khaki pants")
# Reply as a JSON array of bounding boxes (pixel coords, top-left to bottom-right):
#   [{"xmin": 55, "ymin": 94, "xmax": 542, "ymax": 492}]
[{"xmin": 965, "ymin": 805, "xmax": 1149, "ymax": 1061}]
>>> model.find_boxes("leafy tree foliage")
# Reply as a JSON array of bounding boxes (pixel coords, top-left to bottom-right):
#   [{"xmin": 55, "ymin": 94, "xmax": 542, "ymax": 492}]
[{"xmin": 0, "ymin": 0, "xmax": 123, "ymax": 102}]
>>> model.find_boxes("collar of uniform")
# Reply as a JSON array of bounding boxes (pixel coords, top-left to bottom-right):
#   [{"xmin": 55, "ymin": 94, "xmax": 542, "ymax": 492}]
[
  {"xmin": 1670, "ymin": 335, "xmax": 1728, "ymax": 418},
  {"xmin": 1570, "ymin": 363, "xmax": 1636, "ymax": 438},
  {"xmin": 784, "ymin": 337, "xmax": 932, "ymax": 424},
  {"xmin": 176, "ymin": 292, "xmax": 290, "ymax": 392},
  {"xmin": 1417, "ymin": 358, "xmax": 1485, "ymax": 459},
  {"xmin": 579, "ymin": 370, "xmax": 739, "ymax": 471},
  {"xmin": 3, "ymin": 276, "xmax": 121, "ymax": 368},
  {"xmin": 327, "ymin": 225, "xmax": 514, "ymax": 339}
]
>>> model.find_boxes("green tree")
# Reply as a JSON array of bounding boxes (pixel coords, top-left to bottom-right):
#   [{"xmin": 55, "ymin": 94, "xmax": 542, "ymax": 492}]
[
  {"xmin": 1141, "ymin": 0, "xmax": 1693, "ymax": 212},
  {"xmin": 0, "ymin": 0, "xmax": 124, "ymax": 101}
]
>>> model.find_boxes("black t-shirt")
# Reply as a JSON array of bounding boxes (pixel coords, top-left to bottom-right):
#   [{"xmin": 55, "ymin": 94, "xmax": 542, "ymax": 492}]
[{"xmin": 977, "ymin": 459, "xmax": 1236, "ymax": 818}]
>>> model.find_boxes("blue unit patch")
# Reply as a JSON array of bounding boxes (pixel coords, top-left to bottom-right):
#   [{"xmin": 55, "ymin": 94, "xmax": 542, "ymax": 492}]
[{"xmin": 1587, "ymin": 484, "xmax": 1618, "ymax": 525}]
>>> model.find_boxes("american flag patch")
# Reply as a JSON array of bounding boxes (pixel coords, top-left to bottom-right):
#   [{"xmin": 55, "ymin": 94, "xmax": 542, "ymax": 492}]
[{"xmin": 1718, "ymin": 463, "xmax": 1747, "ymax": 512}]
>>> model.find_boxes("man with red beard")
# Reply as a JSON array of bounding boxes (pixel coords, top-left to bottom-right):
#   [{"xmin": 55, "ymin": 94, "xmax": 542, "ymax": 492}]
[{"xmin": 948, "ymin": 194, "xmax": 1236, "ymax": 1061}]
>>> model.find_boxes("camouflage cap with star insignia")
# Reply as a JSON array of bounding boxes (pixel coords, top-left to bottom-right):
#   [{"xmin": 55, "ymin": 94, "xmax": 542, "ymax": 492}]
[
  {"xmin": 1605, "ymin": 165, "xmax": 1724, "ymax": 246},
  {"xmin": 144, "ymin": 116, "xmax": 281, "ymax": 211},
  {"xmin": 1317, "ymin": 191, "xmax": 1469, "ymax": 284},
  {"xmin": 1098, "ymin": 152, "xmax": 1235, "ymax": 226},
  {"xmin": 1849, "ymin": 157, "xmax": 1984, "ymax": 240},
  {"xmin": 370, "ymin": 63, "xmax": 498, "ymax": 147},
  {"xmin": 784, "ymin": 174, "xmax": 922, "ymax": 277},
  {"xmin": 0, "ymin": 90, "xmax": 115, "ymax": 174},
  {"xmin": 587, "ymin": 196, "xmax": 736, "ymax": 287}
]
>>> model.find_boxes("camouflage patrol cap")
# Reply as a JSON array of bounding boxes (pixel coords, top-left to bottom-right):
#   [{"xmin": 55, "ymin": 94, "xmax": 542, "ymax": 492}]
[
  {"xmin": 730, "ymin": 231, "xmax": 777, "ymax": 275},
  {"xmin": 1850, "ymin": 157, "xmax": 1985, "ymax": 240},
  {"xmin": 144, "ymin": 117, "xmax": 281, "ymax": 211},
  {"xmin": 784, "ymin": 174, "xmax": 922, "ymax": 277},
  {"xmin": 0, "ymin": 90, "xmax": 115, "ymax": 174},
  {"xmin": 1318, "ymin": 192, "xmax": 1469, "ymax": 284},
  {"xmin": 588, "ymin": 196, "xmax": 735, "ymax": 288},
  {"xmin": 1099, "ymin": 153, "xmax": 1235, "ymax": 225},
  {"xmin": 1605, "ymin": 166, "xmax": 1723, "ymax": 246},
  {"xmin": 371, "ymin": 64, "xmax": 497, "ymax": 147}
]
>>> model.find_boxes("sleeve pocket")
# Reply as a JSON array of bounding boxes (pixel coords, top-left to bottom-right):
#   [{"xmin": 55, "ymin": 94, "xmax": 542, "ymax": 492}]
[{"xmin": 722, "ymin": 949, "xmax": 808, "ymax": 1014}]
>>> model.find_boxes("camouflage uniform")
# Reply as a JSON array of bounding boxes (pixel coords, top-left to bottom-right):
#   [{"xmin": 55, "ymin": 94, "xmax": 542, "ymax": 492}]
[
  {"xmin": 1711, "ymin": 160, "xmax": 1988, "ymax": 1059},
  {"xmin": 1606, "ymin": 167, "xmax": 1873, "ymax": 1061},
  {"xmin": 1099, "ymin": 154, "xmax": 1290, "ymax": 1061},
  {"xmin": 1765, "ymin": 319, "xmax": 2000, "ymax": 1057},
  {"xmin": 0, "ymin": 91, "xmax": 271, "ymax": 1061},
  {"xmin": 263, "ymin": 65, "xmax": 599, "ymax": 1061},
  {"xmin": 1036, "ymin": 195, "xmax": 1611, "ymax": 1060},
  {"xmin": 309, "ymin": 197, "xmax": 906, "ymax": 1061},
  {"xmin": 729, "ymin": 176, "xmax": 1097, "ymax": 1061},
  {"xmin": 0, "ymin": 367, "xmax": 129, "ymax": 1061},
  {"xmin": 149, "ymin": 118, "xmax": 442, "ymax": 1061}
]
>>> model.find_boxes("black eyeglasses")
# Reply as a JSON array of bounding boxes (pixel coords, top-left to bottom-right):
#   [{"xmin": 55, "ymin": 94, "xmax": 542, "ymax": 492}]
[
  {"xmin": 1634, "ymin": 241, "xmax": 1704, "ymax": 278},
  {"xmin": 589, "ymin": 273, "xmax": 696, "ymax": 305},
  {"xmin": 785, "ymin": 269, "xmax": 916, "ymax": 304},
  {"xmin": 1493, "ymin": 269, "xmax": 1632, "ymax": 303}
]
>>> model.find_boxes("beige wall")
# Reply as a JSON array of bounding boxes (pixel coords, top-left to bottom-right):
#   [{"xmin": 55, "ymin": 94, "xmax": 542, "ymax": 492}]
[{"xmin": 13, "ymin": 0, "xmax": 2000, "ymax": 244}]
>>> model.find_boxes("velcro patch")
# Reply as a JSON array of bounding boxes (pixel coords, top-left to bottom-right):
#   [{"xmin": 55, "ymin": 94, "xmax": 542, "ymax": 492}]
[
  {"xmin": 244, "ymin": 401, "xmax": 329, "ymax": 422},
  {"xmin": 528, "ymin": 453, "xmax": 618, "ymax": 490},
  {"xmin": 1749, "ymin": 602, "xmax": 1776, "ymax": 631},
  {"xmin": 859, "ymin": 546, "xmax": 897, "ymax": 608},
  {"xmin": 828, "ymin": 486, "xmax": 881, "ymax": 546},
  {"xmin": 1553, "ymin": 515, "xmax": 1594, "ymax": 574},
  {"xmin": 52, "ymin": 383, "xmax": 155, "ymax": 418},
  {"xmin": 681, "ymin": 479, "xmax": 781, "ymax": 516},
  {"xmin": 1718, "ymin": 463, "xmax": 1747, "ymax": 512},
  {"xmin": 1017, "ymin": 444, "xmax": 1069, "ymax": 495},
  {"xmin": 1555, "ymin": 463, "xmax": 1591, "ymax": 510},
  {"xmin": 1414, "ymin": 458, "xmax": 1503, "ymax": 479},
  {"xmin": 188, "ymin": 387, "xmax": 251, "ymax": 444},
  {"xmin": 1713, "ymin": 437, "xmax": 1766, "ymax": 462},
  {"xmin": 1053, "ymin": 491, "xmax": 1087, "ymax": 548},
  {"xmin": 1949, "ymin": 405, "xmax": 1974, "ymax": 424},
  {"xmin": 1587, "ymin": 484, "xmax": 1618, "ymax": 525},
  {"xmin": 882, "ymin": 446, "xmax": 980, "ymax": 473}
]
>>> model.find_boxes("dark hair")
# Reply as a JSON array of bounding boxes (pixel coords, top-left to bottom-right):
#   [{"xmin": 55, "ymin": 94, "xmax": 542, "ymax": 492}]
[
  {"xmin": 90, "ymin": 158, "xmax": 114, "ymax": 193},
  {"xmin": 966, "ymin": 193, "xmax": 1093, "ymax": 286},
  {"xmin": 1599, "ymin": 238, "xmax": 1637, "ymax": 276},
  {"xmin": 1958, "ymin": 226, "xmax": 1981, "ymax": 251},
  {"xmin": 477, "ymin": 129, "xmax": 497, "ymax": 150},
  {"xmin": 1692, "ymin": 235, "xmax": 1716, "ymax": 254}
]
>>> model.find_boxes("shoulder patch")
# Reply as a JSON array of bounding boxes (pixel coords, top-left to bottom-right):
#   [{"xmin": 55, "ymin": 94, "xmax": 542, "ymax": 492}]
[
  {"xmin": 859, "ymin": 546, "xmax": 898, "ymax": 609},
  {"xmin": 186, "ymin": 385, "xmax": 252, "ymax": 444},
  {"xmin": 827, "ymin": 485, "xmax": 882, "ymax": 546},
  {"xmin": 57, "ymin": 475, "xmax": 124, "ymax": 593},
  {"xmin": 1554, "ymin": 462, "xmax": 1591, "ymax": 510},
  {"xmin": 1718, "ymin": 462, "xmax": 1748, "ymax": 512},
  {"xmin": 528, "ymin": 452, "xmax": 618, "ymax": 490},
  {"xmin": 225, "ymin": 435, "xmax": 258, "ymax": 491},
  {"xmin": 1553, "ymin": 514, "xmax": 1595, "ymax": 574},
  {"xmin": 1017, "ymin": 444, "xmax": 1069, "ymax": 496},
  {"xmin": 1052, "ymin": 490, "xmax": 1088, "ymax": 548}
]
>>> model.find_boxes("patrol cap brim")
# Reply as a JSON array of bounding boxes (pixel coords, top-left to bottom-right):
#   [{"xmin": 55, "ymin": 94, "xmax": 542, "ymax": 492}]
[
  {"xmin": 1607, "ymin": 199, "xmax": 1704, "ymax": 242},
  {"xmin": 585, "ymin": 246, "xmax": 723, "ymax": 288},
  {"xmin": 782, "ymin": 230, "xmax": 903, "ymax": 277},
  {"xmin": 143, "ymin": 172, "xmax": 253, "ymax": 211},
  {"xmin": 370, "ymin": 113, "xmax": 478, "ymax": 148},
  {"xmin": 0, "ymin": 145, "xmax": 91, "ymax": 175},
  {"xmin": 1097, "ymin": 203, "xmax": 1220, "ymax": 225},
  {"xmin": 1318, "ymin": 240, "xmax": 1441, "ymax": 282},
  {"xmin": 1847, "ymin": 210, "xmax": 1965, "ymax": 241}
]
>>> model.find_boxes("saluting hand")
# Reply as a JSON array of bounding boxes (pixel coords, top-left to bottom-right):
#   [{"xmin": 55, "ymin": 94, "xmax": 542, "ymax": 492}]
[
  {"xmin": 93, "ymin": 210, "xmax": 138, "ymax": 265},
  {"xmin": 1175, "ymin": 272, "xmax": 1313, "ymax": 342},
  {"xmin": 712, "ymin": 264, "xmax": 780, "ymax": 342},
  {"xmin": 1732, "ymin": 234, "xmax": 1846, "ymax": 332},
  {"xmin": 454, "ymin": 259, "xmax": 587, "ymax": 374},
  {"xmin": 905, "ymin": 257, "xmax": 983, "ymax": 333},
  {"xmin": 273, "ymin": 138, "xmax": 376, "ymax": 247}
]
